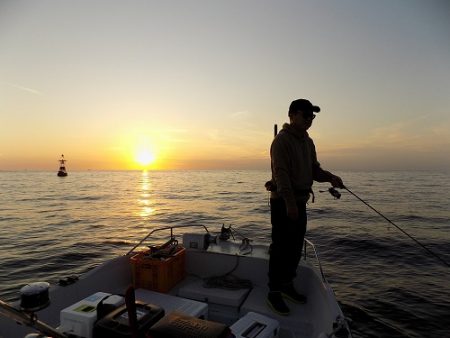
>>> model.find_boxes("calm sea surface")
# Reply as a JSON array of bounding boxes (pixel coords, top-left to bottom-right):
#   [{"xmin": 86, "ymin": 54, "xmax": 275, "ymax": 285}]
[{"xmin": 0, "ymin": 170, "xmax": 449, "ymax": 337}]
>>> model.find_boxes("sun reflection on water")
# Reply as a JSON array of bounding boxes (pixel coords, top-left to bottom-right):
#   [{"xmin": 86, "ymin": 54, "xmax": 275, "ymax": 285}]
[{"xmin": 139, "ymin": 171, "xmax": 154, "ymax": 218}]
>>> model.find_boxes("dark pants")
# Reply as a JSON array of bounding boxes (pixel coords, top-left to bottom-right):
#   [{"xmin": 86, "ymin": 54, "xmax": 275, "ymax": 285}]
[{"xmin": 268, "ymin": 198, "xmax": 307, "ymax": 292}]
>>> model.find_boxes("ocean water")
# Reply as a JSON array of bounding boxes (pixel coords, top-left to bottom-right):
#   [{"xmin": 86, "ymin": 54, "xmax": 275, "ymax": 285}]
[{"xmin": 0, "ymin": 170, "xmax": 449, "ymax": 337}]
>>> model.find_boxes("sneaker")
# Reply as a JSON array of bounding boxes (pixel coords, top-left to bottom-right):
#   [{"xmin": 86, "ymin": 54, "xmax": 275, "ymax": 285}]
[
  {"xmin": 266, "ymin": 291, "xmax": 290, "ymax": 316},
  {"xmin": 281, "ymin": 284, "xmax": 307, "ymax": 304}
]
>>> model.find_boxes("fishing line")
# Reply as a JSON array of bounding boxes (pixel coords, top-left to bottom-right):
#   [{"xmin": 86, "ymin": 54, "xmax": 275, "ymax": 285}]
[{"xmin": 342, "ymin": 186, "xmax": 449, "ymax": 268}]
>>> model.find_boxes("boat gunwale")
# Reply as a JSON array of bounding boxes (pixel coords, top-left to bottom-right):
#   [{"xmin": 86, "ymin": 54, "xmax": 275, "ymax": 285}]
[{"xmin": 0, "ymin": 224, "xmax": 352, "ymax": 338}]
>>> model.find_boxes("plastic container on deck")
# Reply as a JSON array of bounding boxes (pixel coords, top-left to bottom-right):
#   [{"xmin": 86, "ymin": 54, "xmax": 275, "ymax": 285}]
[{"xmin": 131, "ymin": 246, "xmax": 186, "ymax": 293}]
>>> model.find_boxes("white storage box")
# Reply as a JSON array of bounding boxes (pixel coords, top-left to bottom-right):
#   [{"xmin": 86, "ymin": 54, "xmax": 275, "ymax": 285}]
[
  {"xmin": 177, "ymin": 278, "xmax": 250, "ymax": 307},
  {"xmin": 135, "ymin": 288, "xmax": 208, "ymax": 319},
  {"xmin": 230, "ymin": 312, "xmax": 280, "ymax": 338},
  {"xmin": 177, "ymin": 278, "xmax": 250, "ymax": 324},
  {"xmin": 60, "ymin": 292, "xmax": 116, "ymax": 338},
  {"xmin": 183, "ymin": 233, "xmax": 209, "ymax": 250}
]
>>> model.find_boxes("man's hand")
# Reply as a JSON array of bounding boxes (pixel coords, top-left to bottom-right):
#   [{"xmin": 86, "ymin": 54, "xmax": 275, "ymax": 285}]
[{"xmin": 330, "ymin": 175, "xmax": 344, "ymax": 189}]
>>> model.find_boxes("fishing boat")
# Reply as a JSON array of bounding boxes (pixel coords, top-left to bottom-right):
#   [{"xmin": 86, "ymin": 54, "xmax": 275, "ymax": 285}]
[
  {"xmin": 57, "ymin": 154, "xmax": 68, "ymax": 177},
  {"xmin": 0, "ymin": 224, "xmax": 352, "ymax": 338}
]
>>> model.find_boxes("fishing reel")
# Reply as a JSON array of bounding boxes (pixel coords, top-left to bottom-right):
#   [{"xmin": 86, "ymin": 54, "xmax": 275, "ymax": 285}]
[
  {"xmin": 320, "ymin": 187, "xmax": 342, "ymax": 199},
  {"xmin": 328, "ymin": 187, "xmax": 341, "ymax": 199}
]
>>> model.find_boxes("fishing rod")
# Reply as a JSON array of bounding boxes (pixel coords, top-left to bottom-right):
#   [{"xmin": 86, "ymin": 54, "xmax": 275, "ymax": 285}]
[
  {"xmin": 270, "ymin": 122, "xmax": 448, "ymax": 267},
  {"xmin": 331, "ymin": 186, "xmax": 449, "ymax": 268}
]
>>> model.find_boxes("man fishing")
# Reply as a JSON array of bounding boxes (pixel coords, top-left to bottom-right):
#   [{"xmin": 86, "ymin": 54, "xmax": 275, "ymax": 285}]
[{"xmin": 267, "ymin": 98, "xmax": 344, "ymax": 315}]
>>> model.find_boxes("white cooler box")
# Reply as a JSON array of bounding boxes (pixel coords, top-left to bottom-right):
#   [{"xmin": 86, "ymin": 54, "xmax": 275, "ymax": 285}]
[
  {"xmin": 230, "ymin": 312, "xmax": 280, "ymax": 338},
  {"xmin": 59, "ymin": 292, "xmax": 124, "ymax": 338}
]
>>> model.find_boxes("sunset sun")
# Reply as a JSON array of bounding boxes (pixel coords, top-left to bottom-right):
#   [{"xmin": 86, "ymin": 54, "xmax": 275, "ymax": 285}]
[{"xmin": 135, "ymin": 148, "xmax": 155, "ymax": 167}]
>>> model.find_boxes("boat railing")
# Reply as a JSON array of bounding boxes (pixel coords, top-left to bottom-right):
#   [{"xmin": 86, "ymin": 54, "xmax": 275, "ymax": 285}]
[
  {"xmin": 126, "ymin": 225, "xmax": 327, "ymax": 283},
  {"xmin": 303, "ymin": 238, "xmax": 327, "ymax": 283},
  {"xmin": 126, "ymin": 224, "xmax": 210, "ymax": 256},
  {"xmin": 0, "ymin": 299, "xmax": 67, "ymax": 338}
]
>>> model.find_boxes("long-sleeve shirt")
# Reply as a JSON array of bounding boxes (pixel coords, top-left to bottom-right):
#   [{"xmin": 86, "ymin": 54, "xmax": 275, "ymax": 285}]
[{"xmin": 270, "ymin": 123, "xmax": 331, "ymax": 208}]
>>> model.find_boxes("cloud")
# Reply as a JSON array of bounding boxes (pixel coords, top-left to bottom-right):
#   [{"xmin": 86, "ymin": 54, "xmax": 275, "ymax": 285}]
[
  {"xmin": 363, "ymin": 115, "xmax": 450, "ymax": 151},
  {"xmin": 4, "ymin": 82, "xmax": 43, "ymax": 95},
  {"xmin": 317, "ymin": 113, "xmax": 450, "ymax": 170},
  {"xmin": 430, "ymin": 121, "xmax": 450, "ymax": 141},
  {"xmin": 230, "ymin": 111, "xmax": 249, "ymax": 119}
]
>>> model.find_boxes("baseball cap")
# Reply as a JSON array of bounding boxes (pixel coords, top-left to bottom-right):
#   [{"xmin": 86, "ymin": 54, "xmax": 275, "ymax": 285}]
[{"xmin": 288, "ymin": 99, "xmax": 320, "ymax": 116}]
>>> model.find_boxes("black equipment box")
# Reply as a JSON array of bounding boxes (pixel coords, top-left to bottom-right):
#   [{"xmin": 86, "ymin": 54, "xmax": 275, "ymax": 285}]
[{"xmin": 94, "ymin": 301, "xmax": 164, "ymax": 338}]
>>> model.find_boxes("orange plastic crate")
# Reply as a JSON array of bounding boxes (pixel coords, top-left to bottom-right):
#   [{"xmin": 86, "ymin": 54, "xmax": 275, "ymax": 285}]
[{"xmin": 131, "ymin": 246, "xmax": 186, "ymax": 293}]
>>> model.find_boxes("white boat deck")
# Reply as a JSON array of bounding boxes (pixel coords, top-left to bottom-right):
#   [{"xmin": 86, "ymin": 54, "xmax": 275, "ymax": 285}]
[{"xmin": 0, "ymin": 237, "xmax": 348, "ymax": 338}]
